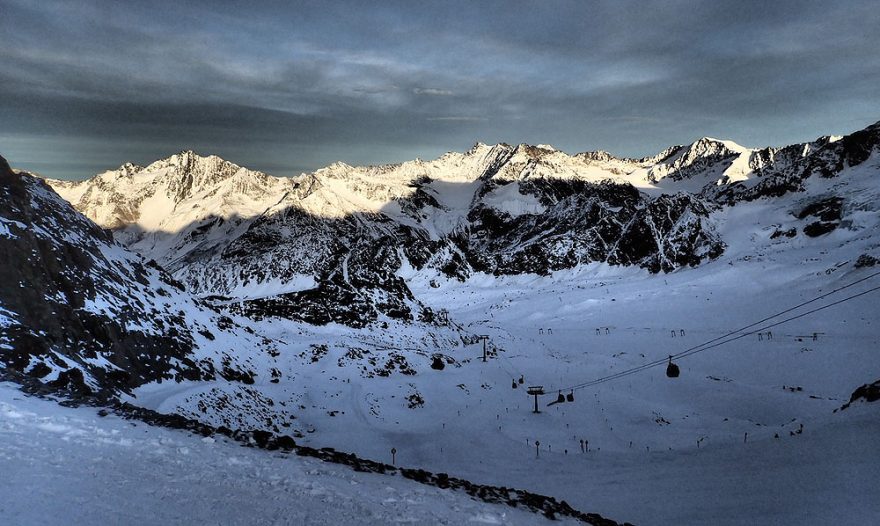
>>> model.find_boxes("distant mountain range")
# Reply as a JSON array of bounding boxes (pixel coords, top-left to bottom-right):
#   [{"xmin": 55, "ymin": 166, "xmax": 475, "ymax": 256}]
[{"xmin": 40, "ymin": 120, "xmax": 879, "ymax": 327}]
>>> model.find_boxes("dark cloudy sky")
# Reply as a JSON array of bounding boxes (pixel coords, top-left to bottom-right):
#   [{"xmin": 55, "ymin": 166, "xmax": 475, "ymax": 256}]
[{"xmin": 2, "ymin": 0, "xmax": 879, "ymax": 180}]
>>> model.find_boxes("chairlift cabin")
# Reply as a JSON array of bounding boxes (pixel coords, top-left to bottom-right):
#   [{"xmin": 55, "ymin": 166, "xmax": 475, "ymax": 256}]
[
  {"xmin": 518, "ymin": 375, "xmax": 524, "ymax": 385},
  {"xmin": 666, "ymin": 356, "xmax": 680, "ymax": 378},
  {"xmin": 566, "ymin": 390, "xmax": 575, "ymax": 402},
  {"xmin": 512, "ymin": 379, "xmax": 518, "ymax": 389},
  {"xmin": 546, "ymin": 390, "xmax": 566, "ymax": 407}
]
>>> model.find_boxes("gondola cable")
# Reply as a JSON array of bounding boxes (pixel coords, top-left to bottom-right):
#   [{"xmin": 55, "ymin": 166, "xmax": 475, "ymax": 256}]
[{"xmin": 558, "ymin": 282, "xmax": 880, "ymax": 392}]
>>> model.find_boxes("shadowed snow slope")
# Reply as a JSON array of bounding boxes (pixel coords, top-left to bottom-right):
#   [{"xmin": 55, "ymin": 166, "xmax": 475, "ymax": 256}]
[
  {"xmin": 0, "ymin": 382, "xmax": 571, "ymax": 526},
  {"xmin": 0, "ymin": 157, "xmax": 269, "ymax": 398}
]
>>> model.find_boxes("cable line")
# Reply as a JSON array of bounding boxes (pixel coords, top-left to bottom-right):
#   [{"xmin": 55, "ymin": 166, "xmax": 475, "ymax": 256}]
[{"xmin": 551, "ymin": 271, "xmax": 880, "ymax": 392}]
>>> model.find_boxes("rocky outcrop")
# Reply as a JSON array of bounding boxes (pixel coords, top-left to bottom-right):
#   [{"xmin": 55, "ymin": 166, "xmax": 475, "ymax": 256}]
[
  {"xmin": 463, "ymin": 181, "xmax": 723, "ymax": 275},
  {"xmin": 838, "ymin": 379, "xmax": 880, "ymax": 411}
]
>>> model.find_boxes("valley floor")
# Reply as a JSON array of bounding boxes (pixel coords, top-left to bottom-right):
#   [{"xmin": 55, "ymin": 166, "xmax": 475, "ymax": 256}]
[
  {"xmin": 132, "ymin": 253, "xmax": 880, "ymax": 525},
  {"xmin": 21, "ymin": 158, "xmax": 880, "ymax": 525}
]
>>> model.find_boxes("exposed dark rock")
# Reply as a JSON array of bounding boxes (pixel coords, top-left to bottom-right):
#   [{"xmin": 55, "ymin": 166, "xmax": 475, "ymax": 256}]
[
  {"xmin": 838, "ymin": 379, "xmax": 880, "ymax": 410},
  {"xmin": 854, "ymin": 254, "xmax": 878, "ymax": 268},
  {"xmin": 431, "ymin": 355, "xmax": 446, "ymax": 370},
  {"xmin": 770, "ymin": 227, "xmax": 797, "ymax": 239},
  {"xmin": 796, "ymin": 197, "xmax": 843, "ymax": 221},
  {"xmin": 465, "ymin": 183, "xmax": 723, "ymax": 275},
  {"xmin": 803, "ymin": 221, "xmax": 838, "ymax": 237}
]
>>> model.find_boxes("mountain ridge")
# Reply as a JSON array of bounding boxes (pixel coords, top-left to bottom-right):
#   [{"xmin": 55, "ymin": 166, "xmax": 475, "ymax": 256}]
[
  {"xmin": 38, "ymin": 119, "xmax": 880, "ymax": 327},
  {"xmin": 0, "ymin": 156, "xmax": 271, "ymax": 397}
]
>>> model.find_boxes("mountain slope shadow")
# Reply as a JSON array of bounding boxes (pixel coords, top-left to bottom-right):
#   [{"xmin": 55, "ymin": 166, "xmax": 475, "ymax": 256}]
[{"xmin": 0, "ymin": 157, "xmax": 270, "ymax": 399}]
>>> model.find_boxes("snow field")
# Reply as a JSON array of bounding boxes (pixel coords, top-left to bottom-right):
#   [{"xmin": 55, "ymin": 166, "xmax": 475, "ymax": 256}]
[{"xmin": 0, "ymin": 382, "xmax": 570, "ymax": 526}]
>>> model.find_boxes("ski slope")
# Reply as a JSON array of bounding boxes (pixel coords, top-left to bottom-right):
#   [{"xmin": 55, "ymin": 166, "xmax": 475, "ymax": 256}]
[{"xmin": 0, "ymin": 382, "xmax": 572, "ymax": 526}]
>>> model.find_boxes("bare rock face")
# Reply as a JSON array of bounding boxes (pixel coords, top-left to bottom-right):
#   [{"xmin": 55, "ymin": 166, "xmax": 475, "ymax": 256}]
[
  {"xmin": 462, "ymin": 180, "xmax": 723, "ymax": 275},
  {"xmin": 838, "ymin": 379, "xmax": 880, "ymax": 411},
  {"xmin": 0, "ymin": 157, "xmax": 265, "ymax": 398}
]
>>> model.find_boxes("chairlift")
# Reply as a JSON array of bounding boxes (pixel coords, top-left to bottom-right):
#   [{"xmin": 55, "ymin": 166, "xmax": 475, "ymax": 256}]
[
  {"xmin": 518, "ymin": 375, "xmax": 524, "ymax": 385},
  {"xmin": 546, "ymin": 390, "xmax": 566, "ymax": 407},
  {"xmin": 566, "ymin": 390, "xmax": 575, "ymax": 402},
  {"xmin": 666, "ymin": 356, "xmax": 680, "ymax": 378},
  {"xmin": 512, "ymin": 379, "xmax": 518, "ymax": 389}
]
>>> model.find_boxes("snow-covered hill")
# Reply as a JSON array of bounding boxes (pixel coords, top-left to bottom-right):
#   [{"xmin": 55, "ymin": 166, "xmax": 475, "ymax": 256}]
[{"xmin": 0, "ymin": 382, "xmax": 576, "ymax": 526}]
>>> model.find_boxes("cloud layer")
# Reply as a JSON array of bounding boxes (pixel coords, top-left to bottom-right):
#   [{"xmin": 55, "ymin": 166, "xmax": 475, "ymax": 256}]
[{"xmin": 2, "ymin": 0, "xmax": 879, "ymax": 179}]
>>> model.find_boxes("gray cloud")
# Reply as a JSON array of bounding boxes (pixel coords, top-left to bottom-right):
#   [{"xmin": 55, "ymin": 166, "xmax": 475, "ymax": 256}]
[
  {"xmin": 414, "ymin": 88, "xmax": 454, "ymax": 96},
  {"xmin": 1, "ymin": 0, "xmax": 878, "ymax": 179},
  {"xmin": 427, "ymin": 117, "xmax": 487, "ymax": 122}
]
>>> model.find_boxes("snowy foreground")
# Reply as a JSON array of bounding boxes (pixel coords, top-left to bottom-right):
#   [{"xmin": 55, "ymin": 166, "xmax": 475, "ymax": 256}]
[{"xmin": 0, "ymin": 382, "xmax": 571, "ymax": 526}]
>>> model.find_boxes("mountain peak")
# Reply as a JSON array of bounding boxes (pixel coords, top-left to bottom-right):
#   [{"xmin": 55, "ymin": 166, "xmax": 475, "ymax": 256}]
[
  {"xmin": 688, "ymin": 137, "xmax": 748, "ymax": 155},
  {"xmin": 577, "ymin": 150, "xmax": 618, "ymax": 163},
  {"xmin": 158, "ymin": 149, "xmax": 227, "ymax": 168},
  {"xmin": 139, "ymin": 150, "xmax": 248, "ymax": 189},
  {"xmin": 512, "ymin": 143, "xmax": 556, "ymax": 158}
]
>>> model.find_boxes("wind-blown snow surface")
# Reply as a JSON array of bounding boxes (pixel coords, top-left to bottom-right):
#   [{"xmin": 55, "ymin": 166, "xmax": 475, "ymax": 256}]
[{"xmin": 0, "ymin": 383, "xmax": 566, "ymax": 526}]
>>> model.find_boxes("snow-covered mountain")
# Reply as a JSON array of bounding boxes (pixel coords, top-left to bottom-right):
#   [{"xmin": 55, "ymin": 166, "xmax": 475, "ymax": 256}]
[
  {"xmin": 39, "ymin": 141, "xmax": 742, "ymax": 325},
  {"xmin": 47, "ymin": 150, "xmax": 295, "ymax": 232},
  {"xmin": 4, "ymin": 118, "xmax": 880, "ymax": 525},
  {"xmin": 0, "ymin": 156, "xmax": 271, "ymax": 398},
  {"xmin": 45, "ymin": 120, "xmax": 880, "ymax": 329}
]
